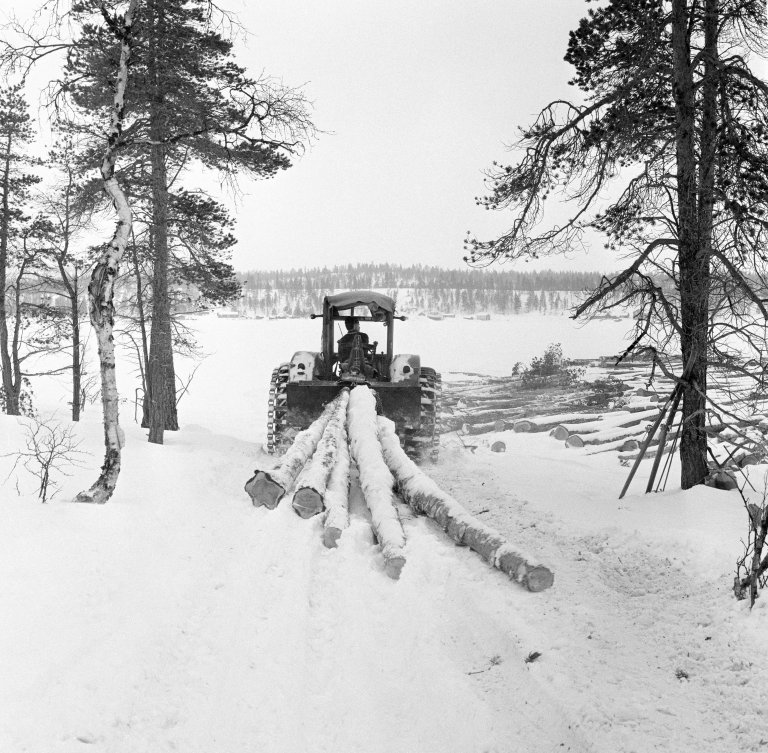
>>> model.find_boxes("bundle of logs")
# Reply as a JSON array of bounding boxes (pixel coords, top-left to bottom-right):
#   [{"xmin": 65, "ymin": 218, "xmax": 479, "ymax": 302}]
[{"xmin": 244, "ymin": 386, "xmax": 554, "ymax": 591}]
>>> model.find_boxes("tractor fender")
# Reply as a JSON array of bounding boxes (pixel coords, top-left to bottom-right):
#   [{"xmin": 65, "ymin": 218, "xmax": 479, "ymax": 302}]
[
  {"xmin": 289, "ymin": 351, "xmax": 323, "ymax": 382},
  {"xmin": 390, "ymin": 354, "xmax": 420, "ymax": 384}
]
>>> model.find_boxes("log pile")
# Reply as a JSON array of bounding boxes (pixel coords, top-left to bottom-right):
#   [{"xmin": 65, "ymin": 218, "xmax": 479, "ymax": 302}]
[{"xmin": 437, "ymin": 357, "xmax": 768, "ymax": 467}]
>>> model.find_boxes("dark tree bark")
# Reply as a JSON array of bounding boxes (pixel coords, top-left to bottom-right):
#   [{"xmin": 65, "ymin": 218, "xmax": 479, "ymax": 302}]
[{"xmin": 145, "ymin": 138, "xmax": 178, "ymax": 443}]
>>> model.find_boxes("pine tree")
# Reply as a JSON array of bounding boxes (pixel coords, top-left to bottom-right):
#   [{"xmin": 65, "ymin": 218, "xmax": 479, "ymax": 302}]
[
  {"xmin": 467, "ymin": 0, "xmax": 768, "ymax": 488},
  {"xmin": 0, "ymin": 85, "xmax": 41, "ymax": 415},
  {"xmin": 67, "ymin": 0, "xmax": 312, "ymax": 444}
]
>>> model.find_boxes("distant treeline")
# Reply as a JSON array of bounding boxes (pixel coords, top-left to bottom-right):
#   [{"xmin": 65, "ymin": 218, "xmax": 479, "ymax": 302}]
[
  {"xmin": 229, "ymin": 264, "xmax": 614, "ymax": 317},
  {"xmin": 237, "ymin": 264, "xmax": 606, "ymax": 293}
]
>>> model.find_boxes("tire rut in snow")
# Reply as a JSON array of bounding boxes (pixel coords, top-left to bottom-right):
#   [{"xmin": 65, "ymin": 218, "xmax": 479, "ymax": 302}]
[{"xmin": 428, "ymin": 450, "xmax": 768, "ymax": 753}]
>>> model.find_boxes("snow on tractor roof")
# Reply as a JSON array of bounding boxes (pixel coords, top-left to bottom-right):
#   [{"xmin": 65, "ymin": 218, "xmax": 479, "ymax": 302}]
[{"xmin": 325, "ymin": 290, "xmax": 396, "ymax": 315}]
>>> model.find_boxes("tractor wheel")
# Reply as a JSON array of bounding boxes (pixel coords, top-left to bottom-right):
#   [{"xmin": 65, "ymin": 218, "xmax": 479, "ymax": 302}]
[
  {"xmin": 266, "ymin": 363, "xmax": 289, "ymax": 454},
  {"xmin": 407, "ymin": 367, "xmax": 441, "ymax": 462}
]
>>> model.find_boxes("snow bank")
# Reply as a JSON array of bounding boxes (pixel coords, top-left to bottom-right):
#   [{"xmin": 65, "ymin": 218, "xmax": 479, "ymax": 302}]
[{"xmin": 347, "ymin": 387, "xmax": 406, "ymax": 578}]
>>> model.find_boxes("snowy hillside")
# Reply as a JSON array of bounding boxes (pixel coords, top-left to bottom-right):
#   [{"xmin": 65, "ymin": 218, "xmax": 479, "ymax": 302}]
[{"xmin": 1, "ymin": 315, "xmax": 768, "ymax": 753}]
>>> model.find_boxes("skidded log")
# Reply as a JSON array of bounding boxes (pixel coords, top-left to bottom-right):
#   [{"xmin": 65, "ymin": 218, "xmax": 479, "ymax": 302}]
[
  {"xmin": 323, "ymin": 422, "xmax": 351, "ymax": 548},
  {"xmin": 347, "ymin": 387, "xmax": 407, "ymax": 579},
  {"xmin": 292, "ymin": 391, "xmax": 350, "ymax": 519},
  {"xmin": 377, "ymin": 417, "xmax": 554, "ymax": 592},
  {"xmin": 244, "ymin": 393, "xmax": 343, "ymax": 508}
]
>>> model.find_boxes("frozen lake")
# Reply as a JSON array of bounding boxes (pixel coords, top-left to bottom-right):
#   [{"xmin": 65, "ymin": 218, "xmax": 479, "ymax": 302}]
[{"xmin": 163, "ymin": 313, "xmax": 635, "ymax": 442}]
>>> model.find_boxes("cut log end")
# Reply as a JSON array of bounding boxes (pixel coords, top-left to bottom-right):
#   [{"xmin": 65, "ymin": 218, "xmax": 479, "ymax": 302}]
[
  {"xmin": 524, "ymin": 567, "xmax": 555, "ymax": 592},
  {"xmin": 513, "ymin": 420, "xmax": 533, "ymax": 433},
  {"xmin": 551, "ymin": 425, "xmax": 570, "ymax": 441},
  {"xmin": 323, "ymin": 527, "xmax": 343, "ymax": 549},
  {"xmin": 565, "ymin": 435, "xmax": 584, "ymax": 448},
  {"xmin": 384, "ymin": 556, "xmax": 406, "ymax": 580},
  {"xmin": 244, "ymin": 471, "xmax": 286, "ymax": 509},
  {"xmin": 292, "ymin": 487, "xmax": 325, "ymax": 519}
]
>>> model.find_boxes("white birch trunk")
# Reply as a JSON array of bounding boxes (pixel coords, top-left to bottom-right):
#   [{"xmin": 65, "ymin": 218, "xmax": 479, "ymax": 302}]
[
  {"xmin": 74, "ymin": 0, "xmax": 138, "ymax": 504},
  {"xmin": 245, "ymin": 393, "xmax": 342, "ymax": 509},
  {"xmin": 292, "ymin": 390, "xmax": 349, "ymax": 519},
  {"xmin": 378, "ymin": 417, "xmax": 554, "ymax": 592},
  {"xmin": 347, "ymin": 387, "xmax": 406, "ymax": 579}
]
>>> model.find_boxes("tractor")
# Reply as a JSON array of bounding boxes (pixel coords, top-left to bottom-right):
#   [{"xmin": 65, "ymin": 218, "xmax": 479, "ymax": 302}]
[{"xmin": 267, "ymin": 291, "xmax": 441, "ymax": 460}]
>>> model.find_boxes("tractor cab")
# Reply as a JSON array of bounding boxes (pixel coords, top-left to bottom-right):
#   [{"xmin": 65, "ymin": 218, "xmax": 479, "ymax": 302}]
[
  {"xmin": 267, "ymin": 290, "xmax": 440, "ymax": 460},
  {"xmin": 313, "ymin": 291, "xmax": 404, "ymax": 383}
]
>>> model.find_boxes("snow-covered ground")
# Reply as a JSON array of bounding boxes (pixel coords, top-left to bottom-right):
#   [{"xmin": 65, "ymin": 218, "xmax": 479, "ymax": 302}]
[{"xmin": 2, "ymin": 314, "xmax": 768, "ymax": 753}]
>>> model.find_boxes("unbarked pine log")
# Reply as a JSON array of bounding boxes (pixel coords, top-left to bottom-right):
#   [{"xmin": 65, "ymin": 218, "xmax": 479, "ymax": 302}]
[
  {"xmin": 566, "ymin": 419, "xmax": 662, "ymax": 448},
  {"xmin": 584, "ymin": 436, "xmax": 642, "ymax": 455},
  {"xmin": 244, "ymin": 393, "xmax": 344, "ymax": 509},
  {"xmin": 377, "ymin": 417, "xmax": 554, "ymax": 592},
  {"xmin": 292, "ymin": 390, "xmax": 350, "ymax": 518},
  {"xmin": 323, "ymin": 422, "xmax": 351, "ymax": 548},
  {"xmin": 550, "ymin": 408, "xmax": 662, "ymax": 441},
  {"xmin": 513, "ymin": 411, "xmax": 604, "ymax": 433},
  {"xmin": 347, "ymin": 387, "xmax": 407, "ymax": 579}
]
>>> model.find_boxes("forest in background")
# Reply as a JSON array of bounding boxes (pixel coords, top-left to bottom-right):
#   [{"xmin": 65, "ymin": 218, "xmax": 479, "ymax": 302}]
[{"xmin": 234, "ymin": 264, "xmax": 612, "ymax": 317}]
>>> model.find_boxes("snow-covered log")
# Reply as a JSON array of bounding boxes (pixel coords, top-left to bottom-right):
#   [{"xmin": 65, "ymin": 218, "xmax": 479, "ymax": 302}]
[
  {"xmin": 461, "ymin": 419, "xmax": 512, "ymax": 435},
  {"xmin": 584, "ymin": 437, "xmax": 642, "ymax": 455},
  {"xmin": 566, "ymin": 420, "xmax": 659, "ymax": 448},
  {"xmin": 244, "ymin": 393, "xmax": 343, "ymax": 509},
  {"xmin": 323, "ymin": 422, "xmax": 351, "ymax": 548},
  {"xmin": 550, "ymin": 408, "xmax": 661, "ymax": 442},
  {"xmin": 513, "ymin": 411, "xmax": 603, "ymax": 433},
  {"xmin": 378, "ymin": 417, "xmax": 554, "ymax": 592},
  {"xmin": 347, "ymin": 387, "xmax": 406, "ymax": 579},
  {"xmin": 292, "ymin": 390, "xmax": 350, "ymax": 519}
]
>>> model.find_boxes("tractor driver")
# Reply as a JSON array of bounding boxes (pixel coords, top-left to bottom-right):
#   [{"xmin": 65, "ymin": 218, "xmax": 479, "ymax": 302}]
[{"xmin": 337, "ymin": 317, "xmax": 369, "ymax": 364}]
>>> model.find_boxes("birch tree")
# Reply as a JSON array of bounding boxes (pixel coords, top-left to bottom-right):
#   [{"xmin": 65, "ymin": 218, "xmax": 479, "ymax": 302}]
[
  {"xmin": 65, "ymin": 0, "xmax": 313, "ymax": 445},
  {"xmin": 73, "ymin": 0, "xmax": 138, "ymax": 503}
]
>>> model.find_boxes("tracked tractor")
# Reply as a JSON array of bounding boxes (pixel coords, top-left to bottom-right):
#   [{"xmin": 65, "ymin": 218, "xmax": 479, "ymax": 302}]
[{"xmin": 267, "ymin": 291, "xmax": 441, "ymax": 460}]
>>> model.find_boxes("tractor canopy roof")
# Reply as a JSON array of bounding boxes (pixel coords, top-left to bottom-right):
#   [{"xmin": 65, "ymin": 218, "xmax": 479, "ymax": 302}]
[{"xmin": 325, "ymin": 290, "xmax": 396, "ymax": 317}]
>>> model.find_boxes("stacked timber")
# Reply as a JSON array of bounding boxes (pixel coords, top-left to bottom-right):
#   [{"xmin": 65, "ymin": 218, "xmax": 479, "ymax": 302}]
[
  {"xmin": 513, "ymin": 411, "xmax": 604, "ymax": 433},
  {"xmin": 562, "ymin": 408, "xmax": 663, "ymax": 448}
]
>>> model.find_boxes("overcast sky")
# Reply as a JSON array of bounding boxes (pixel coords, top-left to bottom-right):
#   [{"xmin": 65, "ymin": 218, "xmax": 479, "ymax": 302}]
[{"xmin": 224, "ymin": 0, "xmax": 606, "ymax": 272}]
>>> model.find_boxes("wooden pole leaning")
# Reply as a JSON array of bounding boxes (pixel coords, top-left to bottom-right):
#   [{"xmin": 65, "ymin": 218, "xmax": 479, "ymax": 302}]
[
  {"xmin": 618, "ymin": 388, "xmax": 676, "ymax": 499},
  {"xmin": 645, "ymin": 385, "xmax": 684, "ymax": 493}
]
